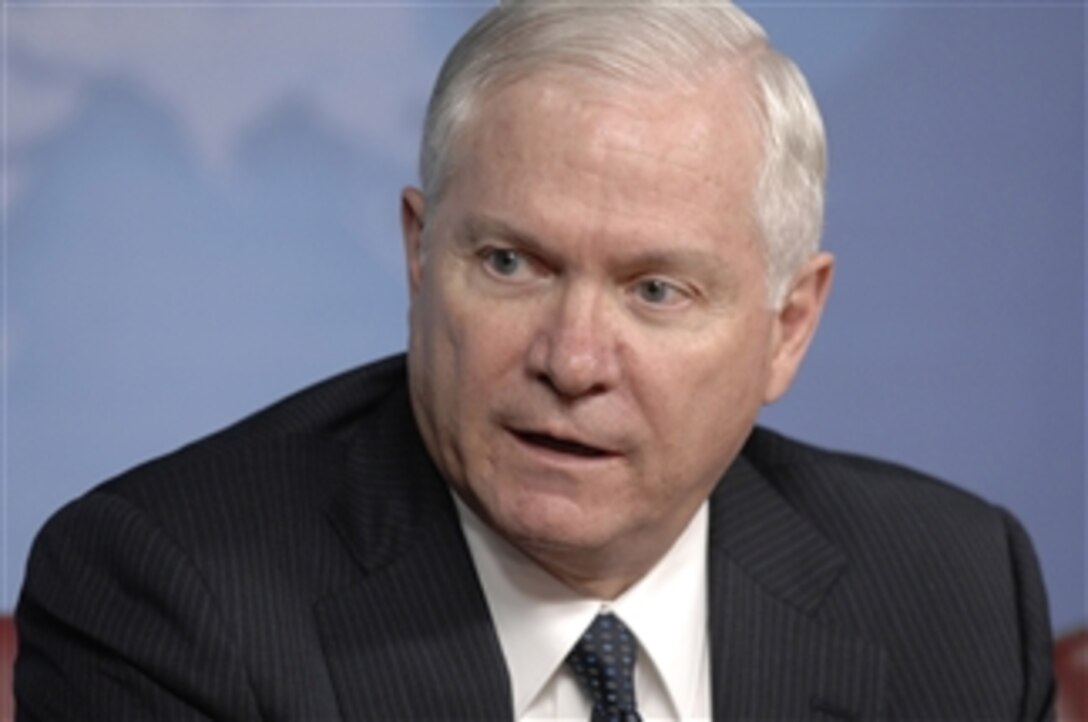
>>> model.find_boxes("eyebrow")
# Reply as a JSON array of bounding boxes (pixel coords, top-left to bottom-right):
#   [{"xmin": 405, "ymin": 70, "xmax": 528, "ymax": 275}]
[
  {"xmin": 617, "ymin": 248, "xmax": 735, "ymax": 277},
  {"xmin": 459, "ymin": 214, "xmax": 547, "ymax": 253}
]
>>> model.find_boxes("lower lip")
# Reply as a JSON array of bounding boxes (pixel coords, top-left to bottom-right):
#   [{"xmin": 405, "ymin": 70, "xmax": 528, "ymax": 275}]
[{"xmin": 509, "ymin": 431, "xmax": 621, "ymax": 466}]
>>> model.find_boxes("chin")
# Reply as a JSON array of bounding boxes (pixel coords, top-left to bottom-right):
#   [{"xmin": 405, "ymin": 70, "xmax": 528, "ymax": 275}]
[{"xmin": 496, "ymin": 492, "xmax": 626, "ymax": 553}]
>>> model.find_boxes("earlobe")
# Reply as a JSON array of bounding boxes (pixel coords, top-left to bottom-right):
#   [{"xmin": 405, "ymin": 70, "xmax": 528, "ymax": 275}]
[
  {"xmin": 401, "ymin": 187, "xmax": 427, "ymax": 294},
  {"xmin": 764, "ymin": 253, "xmax": 835, "ymax": 404}
]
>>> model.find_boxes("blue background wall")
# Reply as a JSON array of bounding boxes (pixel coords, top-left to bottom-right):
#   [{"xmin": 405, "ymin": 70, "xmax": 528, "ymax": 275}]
[{"xmin": 4, "ymin": 1, "xmax": 1084, "ymax": 637}]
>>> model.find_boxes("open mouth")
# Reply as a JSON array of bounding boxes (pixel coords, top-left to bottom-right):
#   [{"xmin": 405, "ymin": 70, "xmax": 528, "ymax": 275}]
[{"xmin": 515, "ymin": 431, "xmax": 612, "ymax": 459}]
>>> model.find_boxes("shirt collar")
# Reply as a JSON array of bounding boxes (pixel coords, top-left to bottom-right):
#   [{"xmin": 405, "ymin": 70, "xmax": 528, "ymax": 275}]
[
  {"xmin": 609, "ymin": 504, "xmax": 709, "ymax": 718},
  {"xmin": 456, "ymin": 495, "xmax": 709, "ymax": 719}
]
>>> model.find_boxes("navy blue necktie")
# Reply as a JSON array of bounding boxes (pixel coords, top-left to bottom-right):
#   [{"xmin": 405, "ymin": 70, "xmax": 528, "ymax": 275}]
[{"xmin": 566, "ymin": 612, "xmax": 643, "ymax": 722}]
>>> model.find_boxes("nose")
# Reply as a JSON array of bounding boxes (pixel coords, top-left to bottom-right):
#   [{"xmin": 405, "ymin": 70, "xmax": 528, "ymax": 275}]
[{"xmin": 527, "ymin": 282, "xmax": 620, "ymax": 400}]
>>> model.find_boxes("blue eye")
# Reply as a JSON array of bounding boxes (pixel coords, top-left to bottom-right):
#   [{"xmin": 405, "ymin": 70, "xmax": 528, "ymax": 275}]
[
  {"xmin": 635, "ymin": 278, "xmax": 681, "ymax": 305},
  {"xmin": 483, "ymin": 248, "xmax": 524, "ymax": 277}
]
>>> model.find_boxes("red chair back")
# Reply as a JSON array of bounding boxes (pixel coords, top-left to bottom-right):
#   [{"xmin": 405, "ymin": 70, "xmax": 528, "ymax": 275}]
[
  {"xmin": 1, "ymin": 615, "xmax": 15, "ymax": 722},
  {"xmin": 1057, "ymin": 627, "xmax": 1088, "ymax": 722}
]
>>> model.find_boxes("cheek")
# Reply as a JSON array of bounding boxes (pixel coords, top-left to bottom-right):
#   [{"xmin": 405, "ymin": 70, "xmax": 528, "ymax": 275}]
[
  {"xmin": 631, "ymin": 324, "xmax": 772, "ymax": 465},
  {"xmin": 410, "ymin": 275, "xmax": 475, "ymax": 423},
  {"xmin": 443, "ymin": 279, "xmax": 543, "ymax": 373},
  {"xmin": 416, "ymin": 277, "xmax": 536, "ymax": 424}
]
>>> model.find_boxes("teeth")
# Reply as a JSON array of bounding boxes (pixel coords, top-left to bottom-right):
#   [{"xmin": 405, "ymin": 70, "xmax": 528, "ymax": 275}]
[{"xmin": 520, "ymin": 432, "xmax": 607, "ymax": 457}]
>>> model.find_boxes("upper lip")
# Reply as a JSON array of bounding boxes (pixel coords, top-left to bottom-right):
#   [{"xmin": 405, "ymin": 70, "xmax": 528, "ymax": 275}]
[{"xmin": 508, "ymin": 425, "xmax": 622, "ymax": 457}]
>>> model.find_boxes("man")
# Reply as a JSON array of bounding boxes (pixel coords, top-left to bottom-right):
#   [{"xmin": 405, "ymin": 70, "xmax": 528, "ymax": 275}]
[{"xmin": 15, "ymin": 0, "xmax": 1054, "ymax": 720}]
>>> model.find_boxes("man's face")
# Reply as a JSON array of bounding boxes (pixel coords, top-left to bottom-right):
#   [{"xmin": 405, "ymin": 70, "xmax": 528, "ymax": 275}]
[{"xmin": 403, "ymin": 73, "xmax": 828, "ymax": 586}]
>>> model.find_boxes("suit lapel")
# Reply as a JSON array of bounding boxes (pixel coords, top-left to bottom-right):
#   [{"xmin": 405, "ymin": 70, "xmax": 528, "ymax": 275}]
[
  {"xmin": 314, "ymin": 387, "xmax": 512, "ymax": 721},
  {"xmin": 708, "ymin": 453, "xmax": 887, "ymax": 721},
  {"xmin": 309, "ymin": 378, "xmax": 886, "ymax": 721}
]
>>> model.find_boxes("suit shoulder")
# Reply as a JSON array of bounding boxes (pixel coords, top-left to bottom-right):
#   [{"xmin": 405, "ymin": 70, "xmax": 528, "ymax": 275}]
[
  {"xmin": 68, "ymin": 354, "xmax": 410, "ymax": 525},
  {"xmin": 739, "ymin": 426, "xmax": 1025, "ymax": 565},
  {"xmin": 20, "ymin": 358, "xmax": 414, "ymax": 617},
  {"xmin": 744, "ymin": 425, "xmax": 999, "ymax": 516},
  {"xmin": 116, "ymin": 354, "xmax": 404, "ymax": 469},
  {"xmin": 739, "ymin": 432, "xmax": 1053, "ymax": 716},
  {"xmin": 182, "ymin": 353, "xmax": 408, "ymax": 451}
]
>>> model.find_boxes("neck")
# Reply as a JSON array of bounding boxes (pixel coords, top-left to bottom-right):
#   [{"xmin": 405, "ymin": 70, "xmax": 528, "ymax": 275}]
[
  {"xmin": 533, "ymin": 556, "xmax": 646, "ymax": 600},
  {"xmin": 515, "ymin": 522, "xmax": 690, "ymax": 600}
]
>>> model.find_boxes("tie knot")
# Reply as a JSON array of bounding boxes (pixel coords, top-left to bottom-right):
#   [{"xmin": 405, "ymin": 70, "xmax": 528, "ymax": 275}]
[{"xmin": 565, "ymin": 613, "xmax": 642, "ymax": 722}]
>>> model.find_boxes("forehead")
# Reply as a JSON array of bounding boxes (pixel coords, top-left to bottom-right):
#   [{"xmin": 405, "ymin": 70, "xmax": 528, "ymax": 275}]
[
  {"xmin": 470, "ymin": 69, "xmax": 761, "ymax": 174},
  {"xmin": 443, "ymin": 71, "xmax": 764, "ymax": 248}
]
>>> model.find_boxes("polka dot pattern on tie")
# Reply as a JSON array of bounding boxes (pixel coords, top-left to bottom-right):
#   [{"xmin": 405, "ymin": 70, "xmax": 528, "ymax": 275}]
[{"xmin": 565, "ymin": 612, "xmax": 643, "ymax": 722}]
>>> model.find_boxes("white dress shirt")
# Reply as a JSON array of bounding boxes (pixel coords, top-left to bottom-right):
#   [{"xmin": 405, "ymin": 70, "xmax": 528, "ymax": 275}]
[{"xmin": 455, "ymin": 496, "xmax": 711, "ymax": 721}]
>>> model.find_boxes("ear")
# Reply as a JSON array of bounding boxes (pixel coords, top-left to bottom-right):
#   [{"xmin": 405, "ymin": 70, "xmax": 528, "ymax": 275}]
[
  {"xmin": 400, "ymin": 187, "xmax": 428, "ymax": 295},
  {"xmin": 763, "ymin": 252, "xmax": 835, "ymax": 404}
]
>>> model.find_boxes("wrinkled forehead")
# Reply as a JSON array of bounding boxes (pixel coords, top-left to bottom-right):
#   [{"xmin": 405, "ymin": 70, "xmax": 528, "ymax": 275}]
[
  {"xmin": 433, "ymin": 70, "xmax": 766, "ymax": 257},
  {"xmin": 451, "ymin": 64, "xmax": 764, "ymax": 189}
]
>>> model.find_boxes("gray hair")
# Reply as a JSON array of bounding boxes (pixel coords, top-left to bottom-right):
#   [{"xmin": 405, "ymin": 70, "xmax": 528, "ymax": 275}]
[{"xmin": 419, "ymin": 0, "xmax": 827, "ymax": 307}]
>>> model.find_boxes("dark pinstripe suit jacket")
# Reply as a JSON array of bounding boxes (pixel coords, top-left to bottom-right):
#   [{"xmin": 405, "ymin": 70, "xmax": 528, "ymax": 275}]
[{"xmin": 16, "ymin": 355, "xmax": 1054, "ymax": 721}]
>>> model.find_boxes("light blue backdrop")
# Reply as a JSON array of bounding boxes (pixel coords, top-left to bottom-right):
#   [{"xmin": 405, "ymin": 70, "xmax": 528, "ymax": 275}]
[{"xmin": 4, "ymin": 2, "xmax": 1084, "ymax": 636}]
